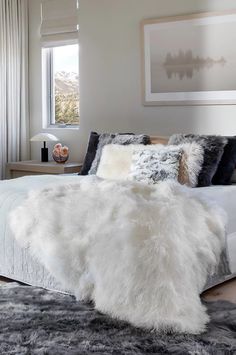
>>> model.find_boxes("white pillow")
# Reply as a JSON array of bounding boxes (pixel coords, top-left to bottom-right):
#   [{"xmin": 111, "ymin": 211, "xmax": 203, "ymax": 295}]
[{"xmin": 96, "ymin": 144, "xmax": 163, "ymax": 180}]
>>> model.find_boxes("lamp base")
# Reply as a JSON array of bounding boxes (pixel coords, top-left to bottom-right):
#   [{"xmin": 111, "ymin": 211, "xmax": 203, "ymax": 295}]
[{"xmin": 41, "ymin": 147, "xmax": 48, "ymax": 162}]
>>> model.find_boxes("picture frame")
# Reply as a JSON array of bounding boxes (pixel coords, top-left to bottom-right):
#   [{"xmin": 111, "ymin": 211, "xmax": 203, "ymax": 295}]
[{"xmin": 141, "ymin": 11, "xmax": 236, "ymax": 106}]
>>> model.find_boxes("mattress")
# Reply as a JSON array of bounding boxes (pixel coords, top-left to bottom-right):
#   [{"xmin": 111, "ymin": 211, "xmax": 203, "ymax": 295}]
[{"xmin": 0, "ymin": 176, "xmax": 235, "ymax": 292}]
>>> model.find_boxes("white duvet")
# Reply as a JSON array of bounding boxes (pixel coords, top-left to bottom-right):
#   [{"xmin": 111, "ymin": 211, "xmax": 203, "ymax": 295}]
[{"xmin": 9, "ymin": 177, "xmax": 226, "ymax": 334}]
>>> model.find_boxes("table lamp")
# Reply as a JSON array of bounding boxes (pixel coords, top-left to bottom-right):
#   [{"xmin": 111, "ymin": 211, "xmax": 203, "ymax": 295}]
[{"xmin": 30, "ymin": 133, "xmax": 59, "ymax": 162}]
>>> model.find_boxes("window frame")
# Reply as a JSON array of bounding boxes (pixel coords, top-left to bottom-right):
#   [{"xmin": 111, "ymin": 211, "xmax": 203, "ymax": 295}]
[{"xmin": 42, "ymin": 41, "xmax": 79, "ymax": 129}]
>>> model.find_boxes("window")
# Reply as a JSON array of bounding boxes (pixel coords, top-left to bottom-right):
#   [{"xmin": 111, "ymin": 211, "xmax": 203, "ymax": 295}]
[{"xmin": 42, "ymin": 43, "xmax": 79, "ymax": 127}]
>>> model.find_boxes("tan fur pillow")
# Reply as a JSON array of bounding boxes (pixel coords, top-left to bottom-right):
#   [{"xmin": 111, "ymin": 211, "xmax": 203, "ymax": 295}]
[{"xmin": 178, "ymin": 142, "xmax": 204, "ymax": 187}]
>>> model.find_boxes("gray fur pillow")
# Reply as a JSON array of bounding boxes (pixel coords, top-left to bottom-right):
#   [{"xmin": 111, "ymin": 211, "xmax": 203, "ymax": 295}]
[
  {"xmin": 89, "ymin": 133, "xmax": 151, "ymax": 175},
  {"xmin": 129, "ymin": 146, "xmax": 182, "ymax": 184},
  {"xmin": 168, "ymin": 134, "xmax": 227, "ymax": 187}
]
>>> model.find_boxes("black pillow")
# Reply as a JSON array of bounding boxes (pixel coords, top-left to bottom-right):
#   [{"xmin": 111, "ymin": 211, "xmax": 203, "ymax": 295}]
[
  {"xmin": 212, "ymin": 136, "xmax": 236, "ymax": 185},
  {"xmin": 168, "ymin": 134, "xmax": 227, "ymax": 187},
  {"xmin": 80, "ymin": 132, "xmax": 100, "ymax": 175}
]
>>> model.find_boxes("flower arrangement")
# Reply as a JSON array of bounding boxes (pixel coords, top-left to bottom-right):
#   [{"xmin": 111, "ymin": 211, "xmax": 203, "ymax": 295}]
[{"xmin": 52, "ymin": 143, "xmax": 69, "ymax": 163}]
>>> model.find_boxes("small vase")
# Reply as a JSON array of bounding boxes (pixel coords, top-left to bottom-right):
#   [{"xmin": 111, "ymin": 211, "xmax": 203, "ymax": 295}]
[
  {"xmin": 52, "ymin": 153, "xmax": 69, "ymax": 164},
  {"xmin": 52, "ymin": 143, "xmax": 69, "ymax": 163}
]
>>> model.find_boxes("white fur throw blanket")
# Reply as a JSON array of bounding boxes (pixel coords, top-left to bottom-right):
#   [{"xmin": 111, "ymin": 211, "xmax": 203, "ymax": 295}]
[{"xmin": 9, "ymin": 177, "xmax": 226, "ymax": 334}]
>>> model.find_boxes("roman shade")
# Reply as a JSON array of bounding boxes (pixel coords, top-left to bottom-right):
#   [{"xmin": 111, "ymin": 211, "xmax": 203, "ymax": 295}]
[{"xmin": 40, "ymin": 0, "xmax": 79, "ymax": 47}]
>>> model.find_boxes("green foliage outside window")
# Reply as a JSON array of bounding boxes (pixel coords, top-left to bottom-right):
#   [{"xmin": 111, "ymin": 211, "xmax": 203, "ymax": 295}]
[{"xmin": 55, "ymin": 92, "xmax": 80, "ymax": 125}]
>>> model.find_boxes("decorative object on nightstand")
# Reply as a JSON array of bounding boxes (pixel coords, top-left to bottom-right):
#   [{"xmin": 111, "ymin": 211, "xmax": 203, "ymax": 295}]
[
  {"xmin": 52, "ymin": 144, "xmax": 69, "ymax": 164},
  {"xmin": 30, "ymin": 133, "xmax": 59, "ymax": 162}
]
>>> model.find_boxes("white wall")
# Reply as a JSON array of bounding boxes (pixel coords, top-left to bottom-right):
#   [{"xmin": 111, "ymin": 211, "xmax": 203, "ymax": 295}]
[{"xmin": 29, "ymin": 0, "xmax": 236, "ymax": 162}]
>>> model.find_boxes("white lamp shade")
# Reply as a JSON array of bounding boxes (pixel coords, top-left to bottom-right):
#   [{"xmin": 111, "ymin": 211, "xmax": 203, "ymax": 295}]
[{"xmin": 30, "ymin": 133, "xmax": 59, "ymax": 142}]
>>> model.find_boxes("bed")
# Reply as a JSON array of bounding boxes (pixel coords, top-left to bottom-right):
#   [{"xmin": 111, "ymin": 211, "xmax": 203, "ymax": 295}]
[
  {"xmin": 0, "ymin": 136, "xmax": 235, "ymax": 292},
  {"xmin": 0, "ymin": 174, "xmax": 80, "ymax": 292}
]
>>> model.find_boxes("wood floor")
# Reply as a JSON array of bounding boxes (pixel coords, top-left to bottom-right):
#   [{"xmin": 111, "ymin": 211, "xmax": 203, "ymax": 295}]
[
  {"xmin": 0, "ymin": 276, "xmax": 17, "ymax": 285},
  {"xmin": 202, "ymin": 277, "xmax": 236, "ymax": 303},
  {"xmin": 0, "ymin": 276, "xmax": 236, "ymax": 303}
]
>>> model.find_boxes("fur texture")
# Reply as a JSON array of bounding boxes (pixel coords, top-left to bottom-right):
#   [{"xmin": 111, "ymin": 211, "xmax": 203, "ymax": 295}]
[
  {"xmin": 231, "ymin": 169, "xmax": 236, "ymax": 183},
  {"xmin": 168, "ymin": 134, "xmax": 227, "ymax": 187},
  {"xmin": 89, "ymin": 134, "xmax": 150, "ymax": 175},
  {"xmin": 1, "ymin": 283, "xmax": 236, "ymax": 355},
  {"xmin": 96, "ymin": 143, "xmax": 163, "ymax": 180},
  {"xmin": 80, "ymin": 131, "xmax": 100, "ymax": 175},
  {"xmin": 10, "ymin": 177, "xmax": 226, "ymax": 334},
  {"xmin": 178, "ymin": 142, "xmax": 204, "ymax": 187},
  {"xmin": 129, "ymin": 146, "xmax": 182, "ymax": 183},
  {"xmin": 212, "ymin": 136, "xmax": 236, "ymax": 185},
  {"xmin": 97, "ymin": 142, "xmax": 203, "ymax": 187}
]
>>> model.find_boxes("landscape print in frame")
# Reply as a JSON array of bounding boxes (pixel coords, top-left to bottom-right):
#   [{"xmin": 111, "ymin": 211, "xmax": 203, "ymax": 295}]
[{"xmin": 141, "ymin": 11, "xmax": 236, "ymax": 105}]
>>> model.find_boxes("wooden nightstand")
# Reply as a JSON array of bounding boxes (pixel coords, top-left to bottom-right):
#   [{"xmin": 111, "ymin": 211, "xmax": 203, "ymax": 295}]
[{"xmin": 6, "ymin": 160, "xmax": 82, "ymax": 179}]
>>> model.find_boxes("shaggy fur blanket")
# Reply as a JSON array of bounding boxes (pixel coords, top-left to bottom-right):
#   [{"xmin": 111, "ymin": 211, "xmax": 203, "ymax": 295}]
[{"xmin": 10, "ymin": 177, "xmax": 226, "ymax": 334}]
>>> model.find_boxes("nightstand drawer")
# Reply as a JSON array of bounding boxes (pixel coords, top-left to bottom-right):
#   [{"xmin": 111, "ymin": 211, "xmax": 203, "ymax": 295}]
[{"xmin": 6, "ymin": 161, "xmax": 82, "ymax": 179}]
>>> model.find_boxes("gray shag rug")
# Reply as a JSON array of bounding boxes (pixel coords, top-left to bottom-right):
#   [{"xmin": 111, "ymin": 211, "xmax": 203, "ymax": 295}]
[{"xmin": 0, "ymin": 283, "xmax": 236, "ymax": 355}]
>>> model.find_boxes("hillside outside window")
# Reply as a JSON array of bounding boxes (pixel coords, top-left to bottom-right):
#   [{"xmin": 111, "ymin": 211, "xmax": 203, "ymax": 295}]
[{"xmin": 42, "ymin": 43, "xmax": 79, "ymax": 127}]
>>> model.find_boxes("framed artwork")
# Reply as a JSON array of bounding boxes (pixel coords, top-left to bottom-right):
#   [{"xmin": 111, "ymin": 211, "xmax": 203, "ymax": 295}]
[{"xmin": 141, "ymin": 11, "xmax": 236, "ymax": 105}]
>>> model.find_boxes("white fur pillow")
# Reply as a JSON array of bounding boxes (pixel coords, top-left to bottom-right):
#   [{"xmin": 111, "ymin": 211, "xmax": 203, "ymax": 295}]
[{"xmin": 96, "ymin": 144, "xmax": 163, "ymax": 180}]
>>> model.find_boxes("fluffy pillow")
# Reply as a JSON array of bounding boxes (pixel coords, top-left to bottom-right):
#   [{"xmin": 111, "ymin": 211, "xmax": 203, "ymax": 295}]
[
  {"xmin": 231, "ymin": 170, "xmax": 236, "ymax": 183},
  {"xmin": 178, "ymin": 142, "xmax": 204, "ymax": 187},
  {"xmin": 89, "ymin": 133, "xmax": 151, "ymax": 175},
  {"xmin": 168, "ymin": 134, "xmax": 227, "ymax": 187},
  {"xmin": 80, "ymin": 132, "xmax": 135, "ymax": 175},
  {"xmin": 129, "ymin": 146, "xmax": 182, "ymax": 184},
  {"xmin": 96, "ymin": 144, "xmax": 162, "ymax": 180},
  {"xmin": 212, "ymin": 136, "xmax": 236, "ymax": 185},
  {"xmin": 80, "ymin": 132, "xmax": 100, "ymax": 175},
  {"xmin": 97, "ymin": 142, "xmax": 203, "ymax": 187}
]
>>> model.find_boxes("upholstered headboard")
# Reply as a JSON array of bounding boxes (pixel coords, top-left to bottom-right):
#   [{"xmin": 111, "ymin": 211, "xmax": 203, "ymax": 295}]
[{"xmin": 150, "ymin": 136, "xmax": 169, "ymax": 145}]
